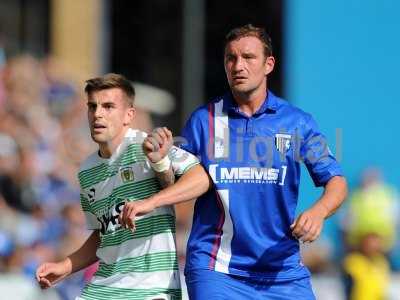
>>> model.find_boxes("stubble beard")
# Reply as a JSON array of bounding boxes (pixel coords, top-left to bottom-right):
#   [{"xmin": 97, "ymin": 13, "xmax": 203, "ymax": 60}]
[{"xmin": 231, "ymin": 83, "xmax": 256, "ymax": 100}]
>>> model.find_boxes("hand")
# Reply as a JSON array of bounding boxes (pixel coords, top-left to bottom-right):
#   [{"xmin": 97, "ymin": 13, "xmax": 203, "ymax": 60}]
[
  {"xmin": 290, "ymin": 204, "xmax": 328, "ymax": 243},
  {"xmin": 143, "ymin": 127, "xmax": 173, "ymax": 163},
  {"xmin": 119, "ymin": 199, "xmax": 156, "ymax": 231},
  {"xmin": 36, "ymin": 260, "xmax": 71, "ymax": 289}
]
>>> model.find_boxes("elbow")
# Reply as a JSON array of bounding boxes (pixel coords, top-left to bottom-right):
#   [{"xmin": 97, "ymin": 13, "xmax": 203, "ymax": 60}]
[
  {"xmin": 326, "ymin": 175, "xmax": 348, "ymax": 200},
  {"xmin": 343, "ymin": 178, "xmax": 348, "ymax": 200},
  {"xmin": 333, "ymin": 175, "xmax": 348, "ymax": 203},
  {"xmin": 340, "ymin": 176, "xmax": 348, "ymax": 199}
]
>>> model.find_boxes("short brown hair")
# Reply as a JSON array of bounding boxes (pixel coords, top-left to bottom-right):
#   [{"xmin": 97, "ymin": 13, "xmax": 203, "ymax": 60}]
[
  {"xmin": 225, "ymin": 24, "xmax": 273, "ymax": 57},
  {"xmin": 84, "ymin": 73, "xmax": 135, "ymax": 106}
]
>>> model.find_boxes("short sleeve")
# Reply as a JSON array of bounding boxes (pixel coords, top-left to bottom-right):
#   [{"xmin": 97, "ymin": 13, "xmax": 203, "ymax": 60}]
[
  {"xmin": 300, "ymin": 115, "xmax": 343, "ymax": 187},
  {"xmin": 169, "ymin": 146, "xmax": 199, "ymax": 176},
  {"xmin": 80, "ymin": 191, "xmax": 101, "ymax": 230}
]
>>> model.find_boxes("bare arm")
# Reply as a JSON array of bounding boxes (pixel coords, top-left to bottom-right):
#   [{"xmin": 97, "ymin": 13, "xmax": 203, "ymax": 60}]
[
  {"xmin": 67, "ymin": 229, "xmax": 100, "ymax": 273},
  {"xmin": 312, "ymin": 175, "xmax": 348, "ymax": 218},
  {"xmin": 120, "ymin": 164, "xmax": 212, "ymax": 230},
  {"xmin": 150, "ymin": 164, "xmax": 212, "ymax": 207},
  {"xmin": 36, "ymin": 230, "xmax": 100, "ymax": 289},
  {"xmin": 291, "ymin": 176, "xmax": 348, "ymax": 242},
  {"xmin": 154, "ymin": 166, "xmax": 175, "ymax": 188}
]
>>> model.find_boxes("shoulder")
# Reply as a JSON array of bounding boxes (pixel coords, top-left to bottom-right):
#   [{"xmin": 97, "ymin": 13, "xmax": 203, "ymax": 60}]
[
  {"xmin": 186, "ymin": 95, "xmax": 227, "ymax": 122},
  {"xmin": 183, "ymin": 97, "xmax": 218, "ymax": 130},
  {"xmin": 273, "ymin": 93, "xmax": 314, "ymax": 127},
  {"xmin": 343, "ymin": 252, "xmax": 366, "ymax": 270},
  {"xmin": 123, "ymin": 128, "xmax": 147, "ymax": 144},
  {"xmin": 78, "ymin": 130, "xmax": 147, "ymax": 174},
  {"xmin": 187, "ymin": 102, "xmax": 211, "ymax": 121},
  {"xmin": 79, "ymin": 152, "xmax": 102, "ymax": 173},
  {"xmin": 193, "ymin": 94, "xmax": 228, "ymax": 116},
  {"xmin": 77, "ymin": 152, "xmax": 104, "ymax": 185}
]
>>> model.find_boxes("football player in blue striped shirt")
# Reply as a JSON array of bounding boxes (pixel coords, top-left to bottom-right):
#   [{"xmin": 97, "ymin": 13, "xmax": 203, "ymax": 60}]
[{"xmin": 122, "ymin": 24, "xmax": 347, "ymax": 300}]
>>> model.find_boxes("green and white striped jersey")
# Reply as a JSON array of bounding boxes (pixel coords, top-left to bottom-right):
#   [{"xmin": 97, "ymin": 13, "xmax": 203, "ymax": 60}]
[{"xmin": 77, "ymin": 128, "xmax": 199, "ymax": 300}]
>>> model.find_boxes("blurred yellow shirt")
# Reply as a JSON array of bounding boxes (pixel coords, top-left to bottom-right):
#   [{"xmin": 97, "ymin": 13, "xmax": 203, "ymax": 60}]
[
  {"xmin": 347, "ymin": 184, "xmax": 397, "ymax": 250},
  {"xmin": 343, "ymin": 252, "xmax": 389, "ymax": 300}
]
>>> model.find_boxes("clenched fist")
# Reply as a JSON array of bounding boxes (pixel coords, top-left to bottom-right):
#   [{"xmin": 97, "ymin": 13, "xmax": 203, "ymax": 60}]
[{"xmin": 143, "ymin": 127, "xmax": 173, "ymax": 163}]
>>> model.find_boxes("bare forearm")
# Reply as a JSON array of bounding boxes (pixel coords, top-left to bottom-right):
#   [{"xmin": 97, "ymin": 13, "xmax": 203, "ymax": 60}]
[
  {"xmin": 150, "ymin": 164, "xmax": 212, "ymax": 208},
  {"xmin": 313, "ymin": 176, "xmax": 348, "ymax": 218},
  {"xmin": 154, "ymin": 166, "xmax": 175, "ymax": 188},
  {"xmin": 64, "ymin": 230, "xmax": 100, "ymax": 275}
]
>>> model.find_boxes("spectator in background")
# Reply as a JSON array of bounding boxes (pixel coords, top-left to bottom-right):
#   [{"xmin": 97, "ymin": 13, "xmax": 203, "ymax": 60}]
[
  {"xmin": 55, "ymin": 203, "xmax": 90, "ymax": 300},
  {"xmin": 342, "ymin": 168, "xmax": 399, "ymax": 300},
  {"xmin": 343, "ymin": 233, "xmax": 390, "ymax": 300},
  {"xmin": 0, "ymin": 53, "xmax": 87, "ymax": 300},
  {"xmin": 0, "ymin": 239, "xmax": 53, "ymax": 300},
  {"xmin": 344, "ymin": 168, "xmax": 399, "ymax": 262},
  {"xmin": 42, "ymin": 56, "xmax": 79, "ymax": 119}
]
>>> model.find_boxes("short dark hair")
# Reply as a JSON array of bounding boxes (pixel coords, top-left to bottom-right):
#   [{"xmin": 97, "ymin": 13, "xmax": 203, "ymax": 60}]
[
  {"xmin": 225, "ymin": 24, "xmax": 273, "ymax": 57},
  {"xmin": 84, "ymin": 73, "xmax": 135, "ymax": 106}
]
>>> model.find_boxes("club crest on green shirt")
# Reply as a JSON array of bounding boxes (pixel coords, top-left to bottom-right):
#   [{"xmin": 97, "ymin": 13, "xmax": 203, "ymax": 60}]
[{"xmin": 120, "ymin": 167, "xmax": 134, "ymax": 183}]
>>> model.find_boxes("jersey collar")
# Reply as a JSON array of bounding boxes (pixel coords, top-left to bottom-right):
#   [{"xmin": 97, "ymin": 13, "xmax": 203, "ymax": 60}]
[{"xmin": 223, "ymin": 90, "xmax": 278, "ymax": 116}]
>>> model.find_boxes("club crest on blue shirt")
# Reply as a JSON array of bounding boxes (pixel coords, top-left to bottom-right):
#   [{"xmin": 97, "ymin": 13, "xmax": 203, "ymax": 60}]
[
  {"xmin": 275, "ymin": 134, "xmax": 291, "ymax": 154},
  {"xmin": 120, "ymin": 167, "xmax": 134, "ymax": 183}
]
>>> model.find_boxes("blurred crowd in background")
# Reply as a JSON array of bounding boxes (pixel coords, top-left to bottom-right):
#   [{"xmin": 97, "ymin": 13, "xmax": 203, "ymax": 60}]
[{"xmin": 0, "ymin": 54, "xmax": 95, "ymax": 299}]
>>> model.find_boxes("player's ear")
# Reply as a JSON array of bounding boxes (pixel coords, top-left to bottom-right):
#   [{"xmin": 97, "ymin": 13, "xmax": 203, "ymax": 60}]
[
  {"xmin": 264, "ymin": 56, "xmax": 275, "ymax": 76},
  {"xmin": 124, "ymin": 106, "xmax": 136, "ymax": 126}
]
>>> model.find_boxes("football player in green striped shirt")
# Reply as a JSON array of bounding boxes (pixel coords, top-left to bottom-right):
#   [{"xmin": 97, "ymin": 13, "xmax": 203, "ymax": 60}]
[{"xmin": 36, "ymin": 73, "xmax": 201, "ymax": 300}]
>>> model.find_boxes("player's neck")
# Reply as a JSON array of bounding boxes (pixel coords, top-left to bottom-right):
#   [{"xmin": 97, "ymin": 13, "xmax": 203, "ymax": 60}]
[
  {"xmin": 98, "ymin": 127, "xmax": 130, "ymax": 158},
  {"xmin": 234, "ymin": 87, "xmax": 267, "ymax": 117}
]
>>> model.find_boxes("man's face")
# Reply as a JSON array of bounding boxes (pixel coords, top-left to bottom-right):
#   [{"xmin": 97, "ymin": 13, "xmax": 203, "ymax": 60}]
[
  {"xmin": 87, "ymin": 88, "xmax": 134, "ymax": 147},
  {"xmin": 224, "ymin": 36, "xmax": 274, "ymax": 96}
]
